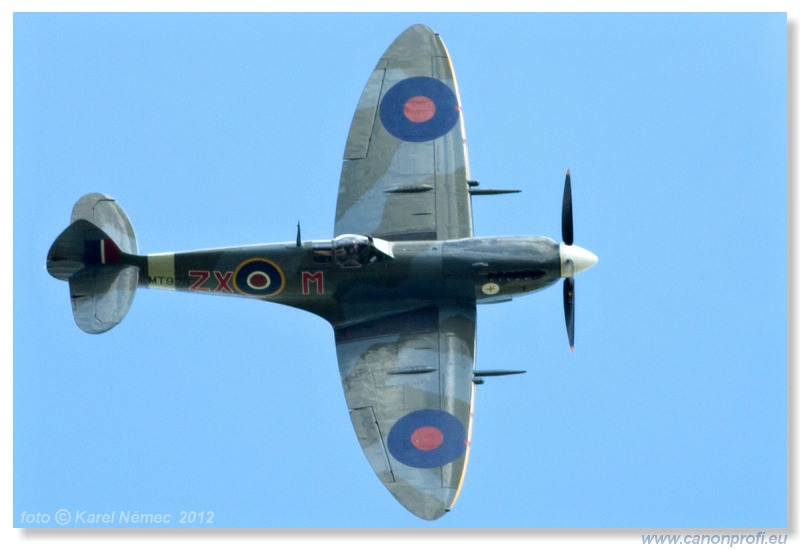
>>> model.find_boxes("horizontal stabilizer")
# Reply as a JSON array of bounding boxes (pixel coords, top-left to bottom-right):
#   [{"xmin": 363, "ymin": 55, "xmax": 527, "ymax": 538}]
[
  {"xmin": 69, "ymin": 265, "xmax": 139, "ymax": 334},
  {"xmin": 47, "ymin": 193, "xmax": 139, "ymax": 334},
  {"xmin": 70, "ymin": 193, "xmax": 137, "ymax": 254}
]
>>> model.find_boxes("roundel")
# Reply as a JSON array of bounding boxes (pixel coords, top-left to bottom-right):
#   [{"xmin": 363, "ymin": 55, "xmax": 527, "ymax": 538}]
[
  {"xmin": 387, "ymin": 409, "xmax": 467, "ymax": 469},
  {"xmin": 379, "ymin": 77, "xmax": 459, "ymax": 142},
  {"xmin": 233, "ymin": 258, "xmax": 285, "ymax": 298}
]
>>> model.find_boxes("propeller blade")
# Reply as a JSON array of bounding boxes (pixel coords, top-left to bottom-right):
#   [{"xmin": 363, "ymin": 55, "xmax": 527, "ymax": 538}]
[
  {"xmin": 562, "ymin": 169, "xmax": 573, "ymax": 246},
  {"xmin": 563, "ymin": 276, "xmax": 575, "ymax": 352}
]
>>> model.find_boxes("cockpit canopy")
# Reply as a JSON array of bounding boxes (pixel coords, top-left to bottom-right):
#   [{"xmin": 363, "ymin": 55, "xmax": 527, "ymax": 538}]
[{"xmin": 331, "ymin": 234, "xmax": 393, "ymax": 268}]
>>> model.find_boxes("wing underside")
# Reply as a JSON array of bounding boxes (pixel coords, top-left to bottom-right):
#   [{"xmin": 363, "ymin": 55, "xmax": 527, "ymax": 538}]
[
  {"xmin": 335, "ymin": 24, "xmax": 473, "ymax": 241},
  {"xmin": 334, "ymin": 305, "xmax": 476, "ymax": 520}
]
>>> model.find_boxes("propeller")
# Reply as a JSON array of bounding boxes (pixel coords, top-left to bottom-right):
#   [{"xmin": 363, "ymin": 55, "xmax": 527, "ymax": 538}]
[
  {"xmin": 562, "ymin": 170, "xmax": 575, "ymax": 352},
  {"xmin": 562, "ymin": 169, "xmax": 573, "ymax": 247},
  {"xmin": 557, "ymin": 169, "xmax": 597, "ymax": 351}
]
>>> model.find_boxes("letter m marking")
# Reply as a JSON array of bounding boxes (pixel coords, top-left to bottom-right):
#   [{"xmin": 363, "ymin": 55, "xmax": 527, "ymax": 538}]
[{"xmin": 302, "ymin": 271, "xmax": 324, "ymax": 295}]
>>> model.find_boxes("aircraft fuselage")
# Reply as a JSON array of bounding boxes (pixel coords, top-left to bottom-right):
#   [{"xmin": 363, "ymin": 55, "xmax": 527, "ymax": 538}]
[{"xmin": 129, "ymin": 235, "xmax": 562, "ymax": 327}]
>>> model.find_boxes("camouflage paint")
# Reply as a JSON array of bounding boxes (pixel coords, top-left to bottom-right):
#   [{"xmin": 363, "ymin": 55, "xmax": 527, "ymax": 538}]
[{"xmin": 46, "ymin": 25, "xmax": 594, "ymax": 521}]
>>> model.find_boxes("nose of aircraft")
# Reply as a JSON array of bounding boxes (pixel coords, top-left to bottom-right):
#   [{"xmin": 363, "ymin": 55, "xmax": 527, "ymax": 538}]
[{"xmin": 560, "ymin": 244, "xmax": 598, "ymax": 278}]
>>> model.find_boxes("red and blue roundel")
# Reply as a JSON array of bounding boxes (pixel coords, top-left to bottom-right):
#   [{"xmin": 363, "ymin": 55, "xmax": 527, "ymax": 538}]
[
  {"xmin": 233, "ymin": 258, "xmax": 285, "ymax": 297},
  {"xmin": 387, "ymin": 409, "xmax": 467, "ymax": 468},
  {"xmin": 379, "ymin": 77, "xmax": 459, "ymax": 142}
]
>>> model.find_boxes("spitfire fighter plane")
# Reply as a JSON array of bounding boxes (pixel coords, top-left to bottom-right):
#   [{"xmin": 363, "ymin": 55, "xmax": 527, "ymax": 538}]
[{"xmin": 46, "ymin": 24, "xmax": 597, "ymax": 520}]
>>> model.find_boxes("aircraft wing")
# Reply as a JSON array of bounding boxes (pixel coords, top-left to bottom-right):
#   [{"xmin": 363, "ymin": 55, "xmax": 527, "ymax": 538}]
[
  {"xmin": 334, "ymin": 305, "xmax": 476, "ymax": 520},
  {"xmin": 334, "ymin": 24, "xmax": 473, "ymax": 241}
]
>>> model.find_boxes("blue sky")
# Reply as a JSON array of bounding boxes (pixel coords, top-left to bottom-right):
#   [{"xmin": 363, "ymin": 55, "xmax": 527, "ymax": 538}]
[{"xmin": 9, "ymin": 7, "xmax": 789, "ymax": 539}]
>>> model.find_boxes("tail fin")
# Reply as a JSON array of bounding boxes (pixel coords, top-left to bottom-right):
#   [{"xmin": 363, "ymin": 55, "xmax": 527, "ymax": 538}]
[{"xmin": 47, "ymin": 193, "xmax": 139, "ymax": 334}]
